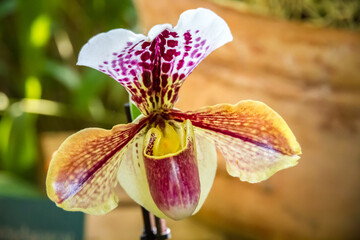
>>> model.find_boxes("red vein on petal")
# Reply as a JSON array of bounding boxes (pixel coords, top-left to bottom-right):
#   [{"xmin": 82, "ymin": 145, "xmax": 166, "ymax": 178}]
[
  {"xmin": 57, "ymin": 116, "xmax": 151, "ymax": 204},
  {"xmin": 166, "ymin": 109, "xmax": 296, "ymax": 156}
]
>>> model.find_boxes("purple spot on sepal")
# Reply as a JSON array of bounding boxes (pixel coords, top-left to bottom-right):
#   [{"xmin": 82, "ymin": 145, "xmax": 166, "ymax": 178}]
[
  {"xmin": 127, "ymin": 42, "xmax": 133, "ymax": 46},
  {"xmin": 135, "ymin": 50, "xmax": 143, "ymax": 56},
  {"xmin": 161, "ymin": 74, "xmax": 168, "ymax": 88},
  {"xmin": 140, "ymin": 89, "xmax": 146, "ymax": 98},
  {"xmin": 163, "ymin": 49, "xmax": 178, "ymax": 61},
  {"xmin": 195, "ymin": 30, "xmax": 199, "ymax": 33},
  {"xmin": 191, "ymin": 49, "xmax": 199, "ymax": 58},
  {"xmin": 167, "ymin": 89, "xmax": 173, "ymax": 99},
  {"xmin": 195, "ymin": 37, "xmax": 201, "ymax": 42},
  {"xmin": 141, "ymin": 51, "xmax": 150, "ymax": 61},
  {"xmin": 142, "ymin": 41, "xmax": 151, "ymax": 49},
  {"xmin": 149, "ymin": 41, "xmax": 156, "ymax": 52},
  {"xmin": 169, "ymin": 31, "xmax": 178, "ymax": 38},
  {"xmin": 177, "ymin": 60, "xmax": 184, "ymax": 70},
  {"xmin": 162, "ymin": 30, "xmax": 170, "ymax": 38},
  {"xmin": 162, "ymin": 62, "xmax": 171, "ymax": 73},
  {"xmin": 185, "ymin": 46, "xmax": 192, "ymax": 51},
  {"xmin": 167, "ymin": 40, "xmax": 178, "ymax": 47},
  {"xmin": 143, "ymin": 71, "xmax": 152, "ymax": 87},
  {"xmin": 112, "ymin": 52, "xmax": 117, "ymax": 56},
  {"xmin": 179, "ymin": 74, "xmax": 185, "ymax": 80},
  {"xmin": 195, "ymin": 53, "xmax": 202, "ymax": 58},
  {"xmin": 184, "ymin": 31, "xmax": 192, "ymax": 44},
  {"xmin": 130, "ymin": 69, "xmax": 137, "ymax": 76},
  {"xmin": 194, "ymin": 44, "xmax": 199, "ymax": 48},
  {"xmin": 200, "ymin": 40, "xmax": 206, "ymax": 46},
  {"xmin": 139, "ymin": 62, "xmax": 151, "ymax": 70},
  {"xmin": 104, "ymin": 61, "xmax": 108, "ymax": 64}
]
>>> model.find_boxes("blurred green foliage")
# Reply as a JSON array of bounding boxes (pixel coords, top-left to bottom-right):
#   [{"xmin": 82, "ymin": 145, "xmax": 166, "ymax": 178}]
[
  {"xmin": 231, "ymin": 0, "xmax": 360, "ymax": 30},
  {"xmin": 0, "ymin": 0, "xmax": 137, "ymax": 192}
]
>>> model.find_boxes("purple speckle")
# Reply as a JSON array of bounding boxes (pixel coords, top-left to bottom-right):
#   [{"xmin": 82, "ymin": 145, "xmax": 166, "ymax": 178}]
[
  {"xmin": 162, "ymin": 62, "xmax": 171, "ymax": 73},
  {"xmin": 187, "ymin": 61, "xmax": 194, "ymax": 67},
  {"xmin": 167, "ymin": 40, "xmax": 178, "ymax": 48},
  {"xmin": 163, "ymin": 49, "xmax": 178, "ymax": 61},
  {"xmin": 141, "ymin": 51, "xmax": 150, "ymax": 61},
  {"xmin": 104, "ymin": 61, "xmax": 108, "ymax": 64},
  {"xmin": 142, "ymin": 42, "xmax": 151, "ymax": 49},
  {"xmin": 177, "ymin": 59, "xmax": 184, "ymax": 70},
  {"xmin": 179, "ymin": 74, "xmax": 185, "ymax": 80},
  {"xmin": 130, "ymin": 69, "xmax": 137, "ymax": 76},
  {"xmin": 135, "ymin": 50, "xmax": 143, "ymax": 56},
  {"xmin": 127, "ymin": 42, "xmax": 132, "ymax": 46},
  {"xmin": 184, "ymin": 31, "xmax": 192, "ymax": 44},
  {"xmin": 195, "ymin": 53, "xmax": 202, "ymax": 58},
  {"xmin": 140, "ymin": 89, "xmax": 146, "ymax": 98},
  {"xmin": 112, "ymin": 52, "xmax": 117, "ymax": 56},
  {"xmin": 167, "ymin": 89, "xmax": 173, "ymax": 99},
  {"xmin": 195, "ymin": 30, "xmax": 199, "ymax": 34},
  {"xmin": 195, "ymin": 37, "xmax": 201, "ymax": 42},
  {"xmin": 161, "ymin": 74, "xmax": 168, "ymax": 88},
  {"xmin": 191, "ymin": 49, "xmax": 199, "ymax": 58},
  {"xmin": 139, "ymin": 62, "xmax": 151, "ymax": 70},
  {"xmin": 185, "ymin": 46, "xmax": 192, "ymax": 51},
  {"xmin": 173, "ymin": 73, "xmax": 178, "ymax": 80},
  {"xmin": 162, "ymin": 30, "xmax": 170, "ymax": 38},
  {"xmin": 169, "ymin": 31, "xmax": 178, "ymax": 38}
]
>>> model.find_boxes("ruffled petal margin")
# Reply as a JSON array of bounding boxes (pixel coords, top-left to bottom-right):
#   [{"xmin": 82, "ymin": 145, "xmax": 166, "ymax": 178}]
[
  {"xmin": 117, "ymin": 120, "xmax": 217, "ymax": 220},
  {"xmin": 46, "ymin": 118, "xmax": 148, "ymax": 215},
  {"xmin": 168, "ymin": 101, "xmax": 301, "ymax": 183}
]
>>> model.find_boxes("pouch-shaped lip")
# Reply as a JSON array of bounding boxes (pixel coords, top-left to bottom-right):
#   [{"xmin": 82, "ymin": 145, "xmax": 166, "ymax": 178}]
[{"xmin": 143, "ymin": 119, "xmax": 201, "ymax": 219}]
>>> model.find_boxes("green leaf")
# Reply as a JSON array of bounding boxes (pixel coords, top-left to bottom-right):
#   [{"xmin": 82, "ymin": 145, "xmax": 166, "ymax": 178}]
[
  {"xmin": 0, "ymin": 172, "xmax": 41, "ymax": 198},
  {"xmin": 130, "ymin": 100, "xmax": 141, "ymax": 120},
  {"xmin": 44, "ymin": 60, "xmax": 81, "ymax": 91},
  {"xmin": 0, "ymin": 0, "xmax": 17, "ymax": 19}
]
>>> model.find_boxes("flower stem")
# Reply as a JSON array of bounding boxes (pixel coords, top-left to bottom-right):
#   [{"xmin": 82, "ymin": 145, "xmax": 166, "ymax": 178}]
[{"xmin": 124, "ymin": 103, "xmax": 171, "ymax": 240}]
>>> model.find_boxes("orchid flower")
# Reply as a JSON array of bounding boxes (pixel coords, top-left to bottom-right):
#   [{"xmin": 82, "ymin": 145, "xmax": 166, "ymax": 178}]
[{"xmin": 46, "ymin": 8, "xmax": 301, "ymax": 220}]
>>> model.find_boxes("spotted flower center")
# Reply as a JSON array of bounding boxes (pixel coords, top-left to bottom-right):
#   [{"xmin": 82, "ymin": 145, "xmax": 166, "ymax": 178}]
[{"xmin": 144, "ymin": 119, "xmax": 186, "ymax": 157}]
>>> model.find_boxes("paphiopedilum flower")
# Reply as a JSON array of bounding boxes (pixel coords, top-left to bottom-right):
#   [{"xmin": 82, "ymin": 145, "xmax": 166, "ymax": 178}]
[{"xmin": 46, "ymin": 8, "xmax": 301, "ymax": 220}]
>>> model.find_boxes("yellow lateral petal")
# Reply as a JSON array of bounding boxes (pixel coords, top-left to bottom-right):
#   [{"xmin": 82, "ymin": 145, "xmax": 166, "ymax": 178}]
[
  {"xmin": 46, "ymin": 119, "xmax": 147, "ymax": 215},
  {"xmin": 167, "ymin": 101, "xmax": 301, "ymax": 183}
]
